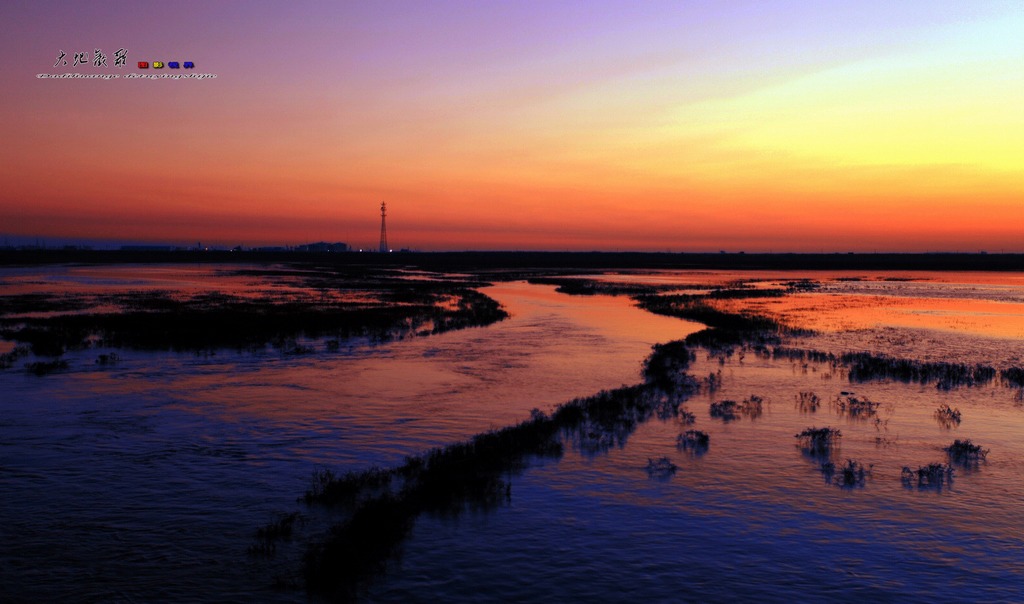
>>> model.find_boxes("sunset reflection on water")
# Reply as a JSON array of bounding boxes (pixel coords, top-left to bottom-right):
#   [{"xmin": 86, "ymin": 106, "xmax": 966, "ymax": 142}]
[{"xmin": 2, "ymin": 265, "xmax": 1023, "ymax": 602}]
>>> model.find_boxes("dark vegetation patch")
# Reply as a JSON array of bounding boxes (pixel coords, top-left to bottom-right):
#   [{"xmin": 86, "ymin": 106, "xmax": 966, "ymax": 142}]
[
  {"xmin": 642, "ymin": 340, "xmax": 695, "ymax": 392},
  {"xmin": 832, "ymin": 393, "xmax": 881, "ymax": 419},
  {"xmin": 934, "ymin": 404, "xmax": 962, "ymax": 428},
  {"xmin": 709, "ymin": 395, "xmax": 764, "ymax": 421},
  {"xmin": 676, "ymin": 430, "xmax": 709, "ymax": 454},
  {"xmin": 95, "ymin": 352, "xmax": 119, "ymax": 366},
  {"xmin": 762, "ymin": 346, "xmax": 1000, "ymax": 391},
  {"xmin": 740, "ymin": 395, "xmax": 765, "ymax": 419},
  {"xmin": 525, "ymin": 277, "xmax": 672, "ymax": 297},
  {"xmin": 709, "ymin": 400, "xmax": 740, "ymax": 421},
  {"xmin": 820, "ymin": 459, "xmax": 870, "ymax": 487},
  {"xmin": 0, "ymin": 293, "xmax": 95, "ymax": 316},
  {"xmin": 703, "ymin": 370, "xmax": 723, "ymax": 392},
  {"xmin": 842, "ymin": 352, "xmax": 996, "ymax": 389},
  {"xmin": 795, "ymin": 427, "xmax": 841, "ymax": 457},
  {"xmin": 248, "ymin": 512, "xmax": 303, "ymax": 557},
  {"xmin": 795, "ymin": 391, "xmax": 821, "ymax": 413},
  {"xmin": 560, "ymin": 382, "xmax": 699, "ymax": 454},
  {"xmin": 874, "ymin": 434, "xmax": 899, "ymax": 448},
  {"xmin": 705, "ymin": 287, "xmax": 788, "ymax": 299},
  {"xmin": 0, "ymin": 267, "xmax": 509, "ymax": 357},
  {"xmin": 229, "ymin": 264, "xmax": 495, "ymax": 291},
  {"xmin": 304, "ymin": 467, "xmax": 395, "ymax": 507},
  {"xmin": 645, "ymin": 457, "xmax": 678, "ymax": 479},
  {"xmin": 901, "ymin": 463, "xmax": 954, "ymax": 490},
  {"xmin": 944, "ymin": 439, "xmax": 988, "ymax": 466},
  {"xmin": 784, "ymin": 279, "xmax": 820, "ymax": 292},
  {"xmin": 1001, "ymin": 367, "xmax": 1024, "ymax": 388}
]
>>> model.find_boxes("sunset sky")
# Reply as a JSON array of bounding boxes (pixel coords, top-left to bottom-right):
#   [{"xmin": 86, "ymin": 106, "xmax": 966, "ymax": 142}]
[{"xmin": 2, "ymin": 1, "xmax": 1022, "ymax": 251}]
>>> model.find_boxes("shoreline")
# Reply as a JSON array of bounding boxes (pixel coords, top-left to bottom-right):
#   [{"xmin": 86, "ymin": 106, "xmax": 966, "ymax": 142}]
[{"xmin": 3, "ymin": 250, "xmax": 1024, "ymax": 272}]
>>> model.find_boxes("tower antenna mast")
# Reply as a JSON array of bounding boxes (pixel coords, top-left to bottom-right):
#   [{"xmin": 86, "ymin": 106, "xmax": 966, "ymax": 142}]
[{"xmin": 379, "ymin": 201, "xmax": 388, "ymax": 253}]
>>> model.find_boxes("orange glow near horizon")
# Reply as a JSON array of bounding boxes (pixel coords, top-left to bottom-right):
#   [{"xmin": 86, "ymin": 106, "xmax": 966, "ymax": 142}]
[
  {"xmin": 717, "ymin": 293, "xmax": 1024, "ymax": 341},
  {"xmin": 3, "ymin": 2, "xmax": 1023, "ymax": 251}
]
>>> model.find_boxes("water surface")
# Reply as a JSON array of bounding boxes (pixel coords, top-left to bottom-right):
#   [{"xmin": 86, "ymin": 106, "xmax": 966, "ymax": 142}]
[
  {"xmin": 2, "ymin": 267, "xmax": 1023, "ymax": 602},
  {"xmin": 0, "ymin": 270, "xmax": 697, "ymax": 601}
]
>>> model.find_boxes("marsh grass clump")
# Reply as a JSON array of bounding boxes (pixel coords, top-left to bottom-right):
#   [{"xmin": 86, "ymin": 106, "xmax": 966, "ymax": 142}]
[
  {"xmin": 281, "ymin": 342, "xmax": 317, "ymax": 355},
  {"xmin": 901, "ymin": 463, "xmax": 954, "ymax": 489},
  {"xmin": 304, "ymin": 493, "xmax": 416, "ymax": 599},
  {"xmin": 841, "ymin": 352, "xmax": 996, "ymax": 389},
  {"xmin": 574, "ymin": 420, "xmax": 619, "ymax": 453},
  {"xmin": 249, "ymin": 512, "xmax": 303, "ymax": 557},
  {"xmin": 740, "ymin": 395, "xmax": 765, "ymax": 419},
  {"xmin": 710, "ymin": 400, "xmax": 739, "ymax": 421},
  {"xmin": 874, "ymin": 434, "xmax": 898, "ymax": 448},
  {"xmin": 645, "ymin": 456, "xmax": 678, "ymax": 478},
  {"xmin": 934, "ymin": 404, "xmax": 962, "ymax": 428},
  {"xmin": 795, "ymin": 427, "xmax": 841, "ymax": 456},
  {"xmin": 707, "ymin": 287, "xmax": 788, "ymax": 300},
  {"xmin": 833, "ymin": 394, "xmax": 881, "ymax": 419},
  {"xmin": 642, "ymin": 340, "xmax": 695, "ymax": 394},
  {"xmin": 525, "ymin": 277, "xmax": 671, "ymax": 297},
  {"xmin": 704, "ymin": 370, "xmax": 722, "ymax": 393},
  {"xmin": 1000, "ymin": 367, "xmax": 1024, "ymax": 388},
  {"xmin": 95, "ymin": 352, "xmax": 119, "ymax": 365},
  {"xmin": 944, "ymin": 439, "xmax": 988, "ymax": 465},
  {"xmin": 556, "ymin": 385, "xmax": 689, "ymax": 453},
  {"xmin": 820, "ymin": 459, "xmax": 870, "ymax": 487},
  {"xmin": 710, "ymin": 396, "xmax": 763, "ymax": 421},
  {"xmin": 771, "ymin": 347, "xmax": 837, "ymax": 364},
  {"xmin": 796, "ymin": 391, "xmax": 821, "ymax": 413},
  {"xmin": 304, "ymin": 467, "xmax": 396, "ymax": 506},
  {"xmin": 676, "ymin": 430, "xmax": 709, "ymax": 454}
]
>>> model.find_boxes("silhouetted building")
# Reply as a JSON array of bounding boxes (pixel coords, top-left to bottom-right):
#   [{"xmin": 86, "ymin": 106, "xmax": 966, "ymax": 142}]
[
  {"xmin": 296, "ymin": 241, "xmax": 349, "ymax": 252},
  {"xmin": 120, "ymin": 245, "xmax": 177, "ymax": 252}
]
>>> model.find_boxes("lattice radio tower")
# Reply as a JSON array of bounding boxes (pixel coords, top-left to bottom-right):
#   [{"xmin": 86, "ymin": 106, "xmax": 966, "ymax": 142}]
[{"xmin": 378, "ymin": 201, "xmax": 389, "ymax": 253}]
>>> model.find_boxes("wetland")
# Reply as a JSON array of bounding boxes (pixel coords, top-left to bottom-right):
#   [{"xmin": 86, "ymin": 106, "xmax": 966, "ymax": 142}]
[{"xmin": 2, "ymin": 257, "xmax": 1023, "ymax": 602}]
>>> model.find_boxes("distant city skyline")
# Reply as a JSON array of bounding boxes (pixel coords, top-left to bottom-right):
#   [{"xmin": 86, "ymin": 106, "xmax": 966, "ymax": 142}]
[{"xmin": 3, "ymin": 2, "xmax": 1023, "ymax": 252}]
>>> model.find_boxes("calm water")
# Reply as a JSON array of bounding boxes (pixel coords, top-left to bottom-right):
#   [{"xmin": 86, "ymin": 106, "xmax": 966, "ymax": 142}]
[
  {"xmin": 0, "ymin": 268, "xmax": 698, "ymax": 601},
  {"xmin": 2, "ymin": 266, "xmax": 1023, "ymax": 602}
]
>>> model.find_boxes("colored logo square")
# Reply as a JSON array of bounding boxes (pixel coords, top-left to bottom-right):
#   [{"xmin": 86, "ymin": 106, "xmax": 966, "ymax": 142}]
[
  {"xmin": 168, "ymin": 62, "xmax": 180, "ymax": 69},
  {"xmin": 153, "ymin": 61, "xmax": 164, "ymax": 68},
  {"xmin": 183, "ymin": 61, "xmax": 195, "ymax": 69},
  {"xmin": 138, "ymin": 61, "xmax": 149, "ymax": 68}
]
